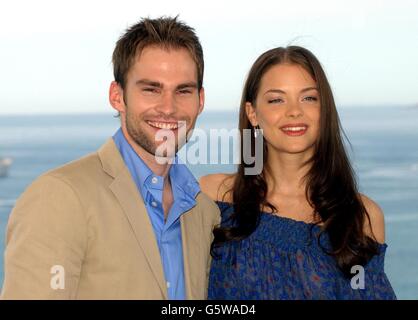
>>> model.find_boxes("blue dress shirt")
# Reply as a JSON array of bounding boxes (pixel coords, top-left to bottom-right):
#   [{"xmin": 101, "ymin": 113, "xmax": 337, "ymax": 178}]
[{"xmin": 113, "ymin": 128, "xmax": 200, "ymax": 299}]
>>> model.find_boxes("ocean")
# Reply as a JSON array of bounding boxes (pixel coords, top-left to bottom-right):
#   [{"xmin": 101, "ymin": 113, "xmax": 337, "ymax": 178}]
[{"xmin": 0, "ymin": 107, "xmax": 417, "ymax": 299}]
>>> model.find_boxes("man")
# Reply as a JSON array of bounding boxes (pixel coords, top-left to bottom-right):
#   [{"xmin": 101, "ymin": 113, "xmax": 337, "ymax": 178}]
[{"xmin": 1, "ymin": 16, "xmax": 220, "ymax": 299}]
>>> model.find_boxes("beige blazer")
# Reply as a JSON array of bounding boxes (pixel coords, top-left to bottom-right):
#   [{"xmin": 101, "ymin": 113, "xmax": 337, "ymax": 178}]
[{"xmin": 1, "ymin": 139, "xmax": 220, "ymax": 299}]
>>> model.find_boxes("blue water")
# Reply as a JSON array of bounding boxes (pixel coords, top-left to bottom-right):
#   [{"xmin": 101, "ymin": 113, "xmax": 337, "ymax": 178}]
[{"xmin": 0, "ymin": 107, "xmax": 417, "ymax": 299}]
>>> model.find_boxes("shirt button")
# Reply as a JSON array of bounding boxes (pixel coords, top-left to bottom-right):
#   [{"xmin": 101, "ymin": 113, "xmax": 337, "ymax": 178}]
[
  {"xmin": 151, "ymin": 201, "xmax": 158, "ymax": 207},
  {"xmin": 151, "ymin": 176, "xmax": 158, "ymax": 184},
  {"xmin": 167, "ymin": 281, "xmax": 171, "ymax": 288}
]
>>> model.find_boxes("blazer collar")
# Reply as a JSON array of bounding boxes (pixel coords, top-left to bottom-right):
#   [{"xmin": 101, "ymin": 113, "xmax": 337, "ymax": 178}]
[
  {"xmin": 97, "ymin": 138, "xmax": 125, "ymax": 179},
  {"xmin": 180, "ymin": 198, "xmax": 206, "ymax": 300},
  {"xmin": 98, "ymin": 138, "xmax": 168, "ymax": 298}
]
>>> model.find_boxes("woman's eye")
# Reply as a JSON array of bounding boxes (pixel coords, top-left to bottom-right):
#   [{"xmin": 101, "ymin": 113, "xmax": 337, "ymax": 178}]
[
  {"xmin": 268, "ymin": 98, "xmax": 284, "ymax": 104},
  {"xmin": 303, "ymin": 96, "xmax": 318, "ymax": 101}
]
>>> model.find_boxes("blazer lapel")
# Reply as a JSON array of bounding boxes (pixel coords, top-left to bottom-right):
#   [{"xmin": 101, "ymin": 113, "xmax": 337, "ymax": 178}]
[
  {"xmin": 99, "ymin": 139, "xmax": 167, "ymax": 298},
  {"xmin": 181, "ymin": 208, "xmax": 203, "ymax": 300}
]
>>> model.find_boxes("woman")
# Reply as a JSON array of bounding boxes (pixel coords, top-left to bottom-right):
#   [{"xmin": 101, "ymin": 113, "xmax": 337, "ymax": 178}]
[{"xmin": 200, "ymin": 46, "xmax": 396, "ymax": 299}]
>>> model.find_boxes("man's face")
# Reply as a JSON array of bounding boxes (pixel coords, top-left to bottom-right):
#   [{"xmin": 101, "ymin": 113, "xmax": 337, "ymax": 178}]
[{"xmin": 113, "ymin": 45, "xmax": 204, "ymax": 158}]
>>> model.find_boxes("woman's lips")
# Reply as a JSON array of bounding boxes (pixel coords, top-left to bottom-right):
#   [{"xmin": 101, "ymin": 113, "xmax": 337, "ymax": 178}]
[{"xmin": 280, "ymin": 124, "xmax": 308, "ymax": 136}]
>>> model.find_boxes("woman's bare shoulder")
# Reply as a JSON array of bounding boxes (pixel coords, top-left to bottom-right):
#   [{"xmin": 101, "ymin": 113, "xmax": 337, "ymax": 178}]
[
  {"xmin": 360, "ymin": 193, "xmax": 386, "ymax": 244},
  {"xmin": 199, "ymin": 173, "xmax": 235, "ymax": 202}
]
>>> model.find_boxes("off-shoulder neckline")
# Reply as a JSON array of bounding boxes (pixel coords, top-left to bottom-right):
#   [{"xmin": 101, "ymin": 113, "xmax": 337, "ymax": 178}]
[
  {"xmin": 215, "ymin": 200, "xmax": 388, "ymax": 249},
  {"xmin": 216, "ymin": 200, "xmax": 321, "ymax": 226}
]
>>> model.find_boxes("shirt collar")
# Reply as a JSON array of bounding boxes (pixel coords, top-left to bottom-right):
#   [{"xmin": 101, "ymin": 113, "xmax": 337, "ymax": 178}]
[
  {"xmin": 112, "ymin": 128, "xmax": 200, "ymax": 201},
  {"xmin": 169, "ymin": 156, "xmax": 200, "ymax": 201}
]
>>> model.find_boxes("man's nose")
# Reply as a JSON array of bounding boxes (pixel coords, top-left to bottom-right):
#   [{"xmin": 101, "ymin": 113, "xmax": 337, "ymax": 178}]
[{"xmin": 156, "ymin": 91, "xmax": 177, "ymax": 116}]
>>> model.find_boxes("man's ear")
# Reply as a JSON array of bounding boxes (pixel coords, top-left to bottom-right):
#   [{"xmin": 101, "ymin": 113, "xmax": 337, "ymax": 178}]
[
  {"xmin": 109, "ymin": 81, "xmax": 126, "ymax": 114},
  {"xmin": 198, "ymin": 87, "xmax": 205, "ymax": 115},
  {"xmin": 245, "ymin": 102, "xmax": 258, "ymax": 126}
]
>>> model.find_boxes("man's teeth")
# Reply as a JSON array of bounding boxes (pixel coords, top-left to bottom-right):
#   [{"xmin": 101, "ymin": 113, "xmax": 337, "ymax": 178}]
[
  {"xmin": 282, "ymin": 126, "xmax": 307, "ymax": 132},
  {"xmin": 147, "ymin": 121, "xmax": 179, "ymax": 129}
]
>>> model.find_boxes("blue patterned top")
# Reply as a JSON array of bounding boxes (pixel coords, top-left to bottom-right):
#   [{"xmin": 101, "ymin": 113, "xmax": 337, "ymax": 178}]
[{"xmin": 208, "ymin": 201, "xmax": 397, "ymax": 300}]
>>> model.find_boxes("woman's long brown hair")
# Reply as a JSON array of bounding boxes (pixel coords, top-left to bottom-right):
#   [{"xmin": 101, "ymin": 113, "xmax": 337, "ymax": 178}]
[{"xmin": 211, "ymin": 46, "xmax": 379, "ymax": 277}]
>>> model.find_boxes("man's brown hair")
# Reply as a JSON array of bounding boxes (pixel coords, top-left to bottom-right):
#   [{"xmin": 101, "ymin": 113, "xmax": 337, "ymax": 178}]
[{"xmin": 112, "ymin": 16, "xmax": 204, "ymax": 90}]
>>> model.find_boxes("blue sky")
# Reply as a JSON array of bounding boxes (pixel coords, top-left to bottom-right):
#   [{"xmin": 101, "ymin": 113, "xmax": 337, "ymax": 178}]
[{"xmin": 0, "ymin": 0, "xmax": 417, "ymax": 114}]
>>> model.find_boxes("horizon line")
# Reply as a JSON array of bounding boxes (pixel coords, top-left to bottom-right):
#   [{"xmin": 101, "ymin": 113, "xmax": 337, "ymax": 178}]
[{"xmin": 0, "ymin": 104, "xmax": 417, "ymax": 117}]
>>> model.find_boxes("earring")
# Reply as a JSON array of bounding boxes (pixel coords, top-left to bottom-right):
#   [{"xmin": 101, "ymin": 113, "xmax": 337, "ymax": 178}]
[{"xmin": 254, "ymin": 125, "xmax": 260, "ymax": 138}]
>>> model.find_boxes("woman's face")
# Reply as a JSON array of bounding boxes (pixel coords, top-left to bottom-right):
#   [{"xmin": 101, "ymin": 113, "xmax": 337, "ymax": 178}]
[{"xmin": 246, "ymin": 63, "xmax": 321, "ymax": 156}]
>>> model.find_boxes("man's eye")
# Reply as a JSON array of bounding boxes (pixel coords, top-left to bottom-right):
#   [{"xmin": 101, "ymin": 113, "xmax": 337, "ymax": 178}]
[
  {"xmin": 143, "ymin": 88, "xmax": 159, "ymax": 93},
  {"xmin": 178, "ymin": 89, "xmax": 192, "ymax": 95}
]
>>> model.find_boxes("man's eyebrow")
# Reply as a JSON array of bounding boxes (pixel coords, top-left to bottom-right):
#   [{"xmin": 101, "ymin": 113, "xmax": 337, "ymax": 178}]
[
  {"xmin": 134, "ymin": 80, "xmax": 198, "ymax": 90},
  {"xmin": 264, "ymin": 86, "xmax": 318, "ymax": 95},
  {"xmin": 135, "ymin": 79, "xmax": 163, "ymax": 88},
  {"xmin": 176, "ymin": 82, "xmax": 198, "ymax": 90}
]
